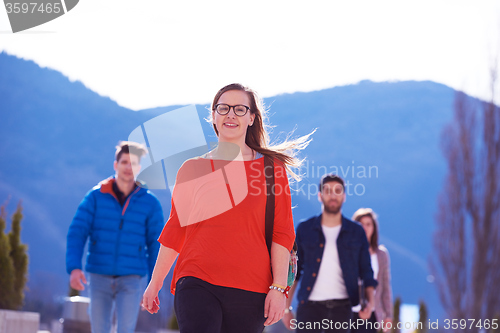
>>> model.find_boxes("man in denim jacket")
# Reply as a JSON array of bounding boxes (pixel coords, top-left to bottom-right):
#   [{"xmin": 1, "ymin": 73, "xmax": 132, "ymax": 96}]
[
  {"xmin": 66, "ymin": 141, "xmax": 164, "ymax": 333},
  {"xmin": 284, "ymin": 174, "xmax": 377, "ymax": 332}
]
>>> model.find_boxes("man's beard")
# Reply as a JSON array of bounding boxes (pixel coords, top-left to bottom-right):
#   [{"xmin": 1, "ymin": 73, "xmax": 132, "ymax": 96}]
[{"xmin": 323, "ymin": 200, "xmax": 342, "ymax": 214}]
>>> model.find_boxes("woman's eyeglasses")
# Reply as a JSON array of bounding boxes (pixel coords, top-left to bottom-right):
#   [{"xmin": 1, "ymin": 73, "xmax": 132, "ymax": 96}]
[{"xmin": 214, "ymin": 104, "xmax": 250, "ymax": 117}]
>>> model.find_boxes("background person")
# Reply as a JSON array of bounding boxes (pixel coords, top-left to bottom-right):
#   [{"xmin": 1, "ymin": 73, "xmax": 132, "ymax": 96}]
[
  {"xmin": 283, "ymin": 174, "xmax": 377, "ymax": 333},
  {"xmin": 351, "ymin": 208, "xmax": 393, "ymax": 333},
  {"xmin": 141, "ymin": 83, "xmax": 312, "ymax": 333},
  {"xmin": 66, "ymin": 141, "xmax": 164, "ymax": 333}
]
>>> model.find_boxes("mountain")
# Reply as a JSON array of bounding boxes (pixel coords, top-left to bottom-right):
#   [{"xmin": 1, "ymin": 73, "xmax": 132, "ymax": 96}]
[{"xmin": 0, "ymin": 51, "xmax": 457, "ymax": 323}]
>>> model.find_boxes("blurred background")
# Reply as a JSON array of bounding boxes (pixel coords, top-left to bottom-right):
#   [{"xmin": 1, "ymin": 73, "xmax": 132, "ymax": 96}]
[{"xmin": 1, "ymin": 1, "xmax": 499, "ymax": 332}]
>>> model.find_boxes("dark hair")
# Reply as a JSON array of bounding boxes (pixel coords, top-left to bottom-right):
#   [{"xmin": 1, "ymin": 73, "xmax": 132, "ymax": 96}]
[
  {"xmin": 352, "ymin": 208, "xmax": 379, "ymax": 250},
  {"xmin": 209, "ymin": 83, "xmax": 314, "ymax": 180},
  {"xmin": 115, "ymin": 141, "xmax": 148, "ymax": 162},
  {"xmin": 319, "ymin": 174, "xmax": 345, "ymax": 192}
]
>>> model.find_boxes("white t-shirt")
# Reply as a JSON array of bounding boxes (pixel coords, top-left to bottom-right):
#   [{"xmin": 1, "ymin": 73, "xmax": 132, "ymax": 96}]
[
  {"xmin": 308, "ymin": 224, "xmax": 349, "ymax": 301},
  {"xmin": 371, "ymin": 252, "xmax": 379, "ymax": 280}
]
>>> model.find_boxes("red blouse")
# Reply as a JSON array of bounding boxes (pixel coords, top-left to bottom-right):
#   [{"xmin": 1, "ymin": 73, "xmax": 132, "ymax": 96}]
[{"xmin": 158, "ymin": 156, "xmax": 295, "ymax": 294}]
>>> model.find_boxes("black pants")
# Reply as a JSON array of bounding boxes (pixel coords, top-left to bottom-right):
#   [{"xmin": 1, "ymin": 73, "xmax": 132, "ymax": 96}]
[
  {"xmin": 296, "ymin": 299, "xmax": 352, "ymax": 333},
  {"xmin": 174, "ymin": 276, "xmax": 267, "ymax": 333},
  {"xmin": 351, "ymin": 312, "xmax": 377, "ymax": 333}
]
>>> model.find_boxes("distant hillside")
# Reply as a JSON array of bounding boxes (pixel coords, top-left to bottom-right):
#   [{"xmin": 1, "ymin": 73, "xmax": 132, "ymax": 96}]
[{"xmin": 0, "ymin": 51, "xmax": 458, "ymax": 321}]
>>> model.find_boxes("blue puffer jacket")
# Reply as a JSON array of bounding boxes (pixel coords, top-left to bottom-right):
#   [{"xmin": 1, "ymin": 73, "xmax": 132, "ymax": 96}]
[{"xmin": 66, "ymin": 177, "xmax": 165, "ymax": 279}]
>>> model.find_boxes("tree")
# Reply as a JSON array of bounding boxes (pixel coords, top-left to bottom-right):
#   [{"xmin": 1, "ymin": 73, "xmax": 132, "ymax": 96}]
[
  {"xmin": 432, "ymin": 64, "xmax": 500, "ymax": 332},
  {"xmin": 8, "ymin": 202, "xmax": 28, "ymax": 309},
  {"xmin": 391, "ymin": 297, "xmax": 401, "ymax": 333},
  {"xmin": 167, "ymin": 310, "xmax": 179, "ymax": 330},
  {"xmin": 0, "ymin": 200, "xmax": 29, "ymax": 310},
  {"xmin": 416, "ymin": 300, "xmax": 428, "ymax": 333},
  {"xmin": 0, "ymin": 202, "xmax": 16, "ymax": 309},
  {"xmin": 68, "ymin": 285, "xmax": 80, "ymax": 297}
]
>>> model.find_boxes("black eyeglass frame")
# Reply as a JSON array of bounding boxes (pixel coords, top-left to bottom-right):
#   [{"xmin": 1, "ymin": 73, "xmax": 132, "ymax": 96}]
[{"xmin": 214, "ymin": 103, "xmax": 251, "ymax": 117}]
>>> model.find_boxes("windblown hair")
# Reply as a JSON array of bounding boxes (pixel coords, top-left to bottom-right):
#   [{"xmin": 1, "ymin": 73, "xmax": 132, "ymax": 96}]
[
  {"xmin": 115, "ymin": 141, "xmax": 148, "ymax": 162},
  {"xmin": 352, "ymin": 208, "xmax": 379, "ymax": 250},
  {"xmin": 209, "ymin": 83, "xmax": 314, "ymax": 180}
]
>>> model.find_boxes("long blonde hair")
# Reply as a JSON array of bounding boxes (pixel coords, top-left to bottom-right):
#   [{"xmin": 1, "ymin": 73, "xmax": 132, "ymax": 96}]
[{"xmin": 209, "ymin": 83, "xmax": 314, "ymax": 180}]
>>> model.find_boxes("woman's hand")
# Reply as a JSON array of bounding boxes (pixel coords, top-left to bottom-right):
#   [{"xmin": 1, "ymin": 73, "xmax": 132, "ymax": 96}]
[
  {"xmin": 358, "ymin": 302, "xmax": 374, "ymax": 320},
  {"xmin": 140, "ymin": 245, "xmax": 179, "ymax": 314},
  {"xmin": 266, "ymin": 242, "xmax": 290, "ymax": 326},
  {"xmin": 282, "ymin": 311, "xmax": 295, "ymax": 330},
  {"xmin": 264, "ymin": 289, "xmax": 286, "ymax": 326},
  {"xmin": 141, "ymin": 284, "xmax": 160, "ymax": 314},
  {"xmin": 383, "ymin": 318, "xmax": 392, "ymax": 332}
]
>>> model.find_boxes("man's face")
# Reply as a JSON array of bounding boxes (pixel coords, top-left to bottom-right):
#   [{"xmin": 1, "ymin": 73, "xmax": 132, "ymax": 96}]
[
  {"xmin": 114, "ymin": 153, "xmax": 141, "ymax": 183},
  {"xmin": 318, "ymin": 181, "xmax": 345, "ymax": 214}
]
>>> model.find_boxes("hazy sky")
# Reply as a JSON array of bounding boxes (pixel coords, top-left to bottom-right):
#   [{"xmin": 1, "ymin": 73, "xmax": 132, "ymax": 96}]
[{"xmin": 1, "ymin": 0, "xmax": 499, "ymax": 110}]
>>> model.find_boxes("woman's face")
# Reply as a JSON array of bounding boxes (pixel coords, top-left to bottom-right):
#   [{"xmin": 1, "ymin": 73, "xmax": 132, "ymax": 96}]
[
  {"xmin": 212, "ymin": 90, "xmax": 255, "ymax": 144},
  {"xmin": 359, "ymin": 216, "xmax": 374, "ymax": 244}
]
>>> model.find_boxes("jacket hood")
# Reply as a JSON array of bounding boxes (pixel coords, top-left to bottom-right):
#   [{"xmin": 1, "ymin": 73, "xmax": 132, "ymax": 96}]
[{"xmin": 99, "ymin": 176, "xmax": 147, "ymax": 199}]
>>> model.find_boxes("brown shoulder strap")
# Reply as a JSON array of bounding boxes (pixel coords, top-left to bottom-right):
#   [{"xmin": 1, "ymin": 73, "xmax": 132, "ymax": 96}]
[{"xmin": 264, "ymin": 155, "xmax": 275, "ymax": 257}]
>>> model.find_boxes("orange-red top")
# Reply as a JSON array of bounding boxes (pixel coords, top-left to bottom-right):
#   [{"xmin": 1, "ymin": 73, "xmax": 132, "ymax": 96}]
[{"xmin": 158, "ymin": 156, "xmax": 295, "ymax": 294}]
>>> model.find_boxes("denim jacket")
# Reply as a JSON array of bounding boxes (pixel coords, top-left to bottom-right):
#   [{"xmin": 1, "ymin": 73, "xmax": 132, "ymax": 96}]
[{"xmin": 295, "ymin": 214, "xmax": 377, "ymax": 306}]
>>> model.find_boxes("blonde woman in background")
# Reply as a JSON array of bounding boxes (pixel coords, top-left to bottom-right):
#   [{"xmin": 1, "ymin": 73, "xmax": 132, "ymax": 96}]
[{"xmin": 352, "ymin": 208, "xmax": 393, "ymax": 333}]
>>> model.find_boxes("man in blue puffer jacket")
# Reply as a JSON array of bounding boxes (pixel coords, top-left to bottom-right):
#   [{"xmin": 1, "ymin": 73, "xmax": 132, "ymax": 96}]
[{"xmin": 66, "ymin": 141, "xmax": 164, "ymax": 333}]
